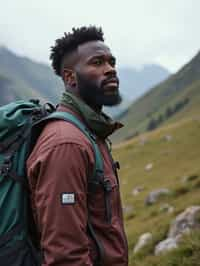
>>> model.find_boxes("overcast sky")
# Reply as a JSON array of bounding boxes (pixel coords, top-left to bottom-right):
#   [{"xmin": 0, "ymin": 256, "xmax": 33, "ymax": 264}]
[{"xmin": 0, "ymin": 0, "xmax": 199, "ymax": 72}]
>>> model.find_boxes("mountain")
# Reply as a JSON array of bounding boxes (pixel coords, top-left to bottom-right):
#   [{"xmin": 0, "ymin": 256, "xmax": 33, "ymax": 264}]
[
  {"xmin": 112, "ymin": 50, "xmax": 200, "ymax": 142},
  {"xmin": 104, "ymin": 65, "xmax": 170, "ymax": 117},
  {"xmin": 118, "ymin": 64, "xmax": 170, "ymax": 101},
  {"xmin": 0, "ymin": 46, "xmax": 63, "ymax": 104}
]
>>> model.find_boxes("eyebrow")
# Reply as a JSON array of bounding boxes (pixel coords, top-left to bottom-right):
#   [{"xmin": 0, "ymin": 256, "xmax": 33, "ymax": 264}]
[{"xmin": 88, "ymin": 54, "xmax": 116, "ymax": 61}]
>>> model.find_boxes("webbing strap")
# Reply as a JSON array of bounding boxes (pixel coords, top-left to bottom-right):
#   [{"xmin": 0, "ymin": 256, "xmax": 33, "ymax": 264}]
[
  {"xmin": 87, "ymin": 219, "xmax": 105, "ymax": 266},
  {"xmin": 102, "ymin": 179, "xmax": 112, "ymax": 223}
]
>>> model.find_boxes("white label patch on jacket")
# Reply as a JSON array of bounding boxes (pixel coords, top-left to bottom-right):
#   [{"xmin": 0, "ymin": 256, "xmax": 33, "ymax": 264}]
[{"xmin": 61, "ymin": 193, "xmax": 75, "ymax": 204}]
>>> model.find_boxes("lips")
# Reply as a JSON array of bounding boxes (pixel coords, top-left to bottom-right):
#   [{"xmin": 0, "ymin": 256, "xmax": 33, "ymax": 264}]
[
  {"xmin": 103, "ymin": 78, "xmax": 119, "ymax": 88},
  {"xmin": 102, "ymin": 79, "xmax": 119, "ymax": 96}
]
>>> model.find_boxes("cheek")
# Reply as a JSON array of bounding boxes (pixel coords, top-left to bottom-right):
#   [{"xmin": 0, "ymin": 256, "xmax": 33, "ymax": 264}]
[{"xmin": 84, "ymin": 68, "xmax": 104, "ymax": 85}]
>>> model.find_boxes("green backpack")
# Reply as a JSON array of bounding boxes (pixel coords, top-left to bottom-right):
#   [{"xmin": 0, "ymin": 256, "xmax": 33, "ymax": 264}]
[{"xmin": 0, "ymin": 99, "xmax": 107, "ymax": 266}]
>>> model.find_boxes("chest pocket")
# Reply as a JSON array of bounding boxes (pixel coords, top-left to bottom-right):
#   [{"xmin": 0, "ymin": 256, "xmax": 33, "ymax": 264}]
[{"xmin": 88, "ymin": 172, "xmax": 119, "ymax": 224}]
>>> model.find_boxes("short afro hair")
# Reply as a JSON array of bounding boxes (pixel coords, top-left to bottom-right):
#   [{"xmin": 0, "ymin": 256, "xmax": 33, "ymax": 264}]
[{"xmin": 50, "ymin": 26, "xmax": 104, "ymax": 76}]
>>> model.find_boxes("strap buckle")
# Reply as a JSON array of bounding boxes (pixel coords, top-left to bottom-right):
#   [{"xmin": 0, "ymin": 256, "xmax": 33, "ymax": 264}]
[
  {"xmin": 102, "ymin": 179, "xmax": 112, "ymax": 193},
  {"xmin": 0, "ymin": 157, "xmax": 12, "ymax": 177},
  {"xmin": 88, "ymin": 169, "xmax": 104, "ymax": 193},
  {"xmin": 114, "ymin": 161, "xmax": 120, "ymax": 170}
]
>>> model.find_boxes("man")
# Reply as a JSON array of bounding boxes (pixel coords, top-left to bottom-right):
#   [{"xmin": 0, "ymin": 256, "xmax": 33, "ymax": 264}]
[{"xmin": 27, "ymin": 26, "xmax": 128, "ymax": 266}]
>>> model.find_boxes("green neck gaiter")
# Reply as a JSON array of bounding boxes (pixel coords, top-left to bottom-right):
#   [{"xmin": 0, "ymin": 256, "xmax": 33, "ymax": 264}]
[{"xmin": 60, "ymin": 91, "xmax": 123, "ymax": 139}]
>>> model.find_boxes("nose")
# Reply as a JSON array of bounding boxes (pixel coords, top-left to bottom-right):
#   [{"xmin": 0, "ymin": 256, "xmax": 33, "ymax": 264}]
[{"xmin": 104, "ymin": 62, "xmax": 116, "ymax": 76}]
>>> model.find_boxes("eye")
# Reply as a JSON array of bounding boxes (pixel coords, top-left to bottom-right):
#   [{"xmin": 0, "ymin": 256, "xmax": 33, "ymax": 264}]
[
  {"xmin": 109, "ymin": 57, "xmax": 116, "ymax": 67},
  {"xmin": 92, "ymin": 58, "xmax": 103, "ymax": 66}
]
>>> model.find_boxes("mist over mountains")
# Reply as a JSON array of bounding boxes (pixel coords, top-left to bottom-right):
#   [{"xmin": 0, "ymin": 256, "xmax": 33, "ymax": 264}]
[
  {"xmin": 0, "ymin": 46, "xmax": 170, "ymax": 113},
  {"xmin": 118, "ymin": 64, "xmax": 170, "ymax": 100}
]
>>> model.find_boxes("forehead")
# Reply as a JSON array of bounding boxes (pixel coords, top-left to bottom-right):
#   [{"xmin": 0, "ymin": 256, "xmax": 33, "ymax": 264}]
[{"xmin": 77, "ymin": 41, "xmax": 112, "ymax": 60}]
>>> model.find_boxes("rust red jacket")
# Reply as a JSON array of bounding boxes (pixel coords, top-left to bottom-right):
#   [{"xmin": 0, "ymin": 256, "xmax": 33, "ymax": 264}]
[{"xmin": 27, "ymin": 106, "xmax": 128, "ymax": 266}]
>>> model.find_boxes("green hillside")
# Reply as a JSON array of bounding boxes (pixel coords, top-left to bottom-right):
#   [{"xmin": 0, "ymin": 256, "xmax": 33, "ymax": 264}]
[
  {"xmin": 0, "ymin": 46, "xmax": 63, "ymax": 105},
  {"xmin": 114, "ymin": 117, "xmax": 200, "ymax": 265},
  {"xmin": 112, "ymin": 51, "xmax": 200, "ymax": 143}
]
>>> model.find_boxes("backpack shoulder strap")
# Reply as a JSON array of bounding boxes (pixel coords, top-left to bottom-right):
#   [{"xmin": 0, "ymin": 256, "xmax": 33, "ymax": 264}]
[{"xmin": 46, "ymin": 111, "xmax": 103, "ymax": 176}]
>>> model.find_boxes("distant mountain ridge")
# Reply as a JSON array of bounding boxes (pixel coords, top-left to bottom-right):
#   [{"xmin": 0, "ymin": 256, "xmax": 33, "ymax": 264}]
[
  {"xmin": 112, "ymin": 50, "xmax": 200, "ymax": 142},
  {"xmin": 105, "ymin": 64, "xmax": 170, "ymax": 117},
  {"xmin": 118, "ymin": 64, "xmax": 170, "ymax": 100}
]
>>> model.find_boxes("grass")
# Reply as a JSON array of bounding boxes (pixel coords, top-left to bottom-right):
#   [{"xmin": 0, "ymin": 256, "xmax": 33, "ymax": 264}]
[
  {"xmin": 113, "ymin": 117, "xmax": 200, "ymax": 265},
  {"xmin": 112, "ymin": 60, "xmax": 200, "ymax": 143}
]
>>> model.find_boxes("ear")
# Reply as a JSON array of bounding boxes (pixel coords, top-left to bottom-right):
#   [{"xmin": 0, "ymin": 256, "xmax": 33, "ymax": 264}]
[{"xmin": 63, "ymin": 67, "xmax": 77, "ymax": 88}]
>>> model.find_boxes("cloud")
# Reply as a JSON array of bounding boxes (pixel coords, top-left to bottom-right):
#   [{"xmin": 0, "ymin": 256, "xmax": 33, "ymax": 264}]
[{"xmin": 0, "ymin": 0, "xmax": 200, "ymax": 71}]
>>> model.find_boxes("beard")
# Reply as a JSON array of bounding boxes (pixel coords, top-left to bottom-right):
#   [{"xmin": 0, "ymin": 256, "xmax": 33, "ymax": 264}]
[{"xmin": 76, "ymin": 73, "xmax": 122, "ymax": 108}]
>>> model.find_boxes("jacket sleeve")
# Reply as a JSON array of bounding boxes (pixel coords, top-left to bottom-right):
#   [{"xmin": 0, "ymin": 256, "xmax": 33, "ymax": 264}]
[{"xmin": 27, "ymin": 142, "xmax": 94, "ymax": 266}]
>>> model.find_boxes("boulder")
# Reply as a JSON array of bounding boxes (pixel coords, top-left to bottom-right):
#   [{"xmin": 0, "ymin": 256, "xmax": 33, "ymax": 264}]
[
  {"xmin": 123, "ymin": 205, "xmax": 134, "ymax": 215},
  {"xmin": 159, "ymin": 203, "xmax": 174, "ymax": 214},
  {"xmin": 145, "ymin": 163, "xmax": 153, "ymax": 171},
  {"xmin": 155, "ymin": 238, "xmax": 178, "ymax": 255},
  {"xmin": 168, "ymin": 206, "xmax": 200, "ymax": 238},
  {"xmin": 132, "ymin": 186, "xmax": 144, "ymax": 196},
  {"xmin": 139, "ymin": 136, "xmax": 148, "ymax": 146},
  {"xmin": 155, "ymin": 206, "xmax": 200, "ymax": 255},
  {"xmin": 133, "ymin": 232, "xmax": 153, "ymax": 253},
  {"xmin": 164, "ymin": 135, "xmax": 173, "ymax": 142},
  {"xmin": 145, "ymin": 188, "xmax": 171, "ymax": 205},
  {"xmin": 181, "ymin": 175, "xmax": 199, "ymax": 183}
]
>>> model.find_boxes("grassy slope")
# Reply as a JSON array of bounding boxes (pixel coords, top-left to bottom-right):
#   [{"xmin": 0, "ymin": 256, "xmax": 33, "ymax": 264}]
[
  {"xmin": 112, "ymin": 52, "xmax": 200, "ymax": 143},
  {"xmin": 162, "ymin": 79, "xmax": 200, "ymax": 126},
  {"xmin": 113, "ymin": 117, "xmax": 200, "ymax": 265}
]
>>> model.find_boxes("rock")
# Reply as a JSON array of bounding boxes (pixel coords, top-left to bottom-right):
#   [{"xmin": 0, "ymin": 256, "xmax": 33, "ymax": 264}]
[
  {"xmin": 145, "ymin": 163, "xmax": 153, "ymax": 171},
  {"xmin": 155, "ymin": 238, "xmax": 178, "ymax": 255},
  {"xmin": 168, "ymin": 206, "xmax": 200, "ymax": 239},
  {"xmin": 132, "ymin": 186, "xmax": 144, "ymax": 196},
  {"xmin": 145, "ymin": 188, "xmax": 171, "ymax": 205},
  {"xmin": 181, "ymin": 175, "xmax": 199, "ymax": 183},
  {"xmin": 164, "ymin": 135, "xmax": 173, "ymax": 142},
  {"xmin": 181, "ymin": 175, "xmax": 189, "ymax": 183},
  {"xmin": 139, "ymin": 136, "xmax": 148, "ymax": 146},
  {"xmin": 133, "ymin": 232, "xmax": 153, "ymax": 253},
  {"xmin": 159, "ymin": 203, "xmax": 174, "ymax": 214},
  {"xmin": 155, "ymin": 206, "xmax": 200, "ymax": 255},
  {"xmin": 123, "ymin": 205, "xmax": 134, "ymax": 215}
]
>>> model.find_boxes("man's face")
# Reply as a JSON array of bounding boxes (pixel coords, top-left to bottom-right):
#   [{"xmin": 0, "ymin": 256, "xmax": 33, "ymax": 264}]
[{"xmin": 74, "ymin": 41, "xmax": 122, "ymax": 109}]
